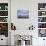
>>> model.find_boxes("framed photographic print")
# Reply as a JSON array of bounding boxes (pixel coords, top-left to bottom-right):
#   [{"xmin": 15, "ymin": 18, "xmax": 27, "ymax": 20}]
[
  {"xmin": 38, "ymin": 29, "xmax": 46, "ymax": 37},
  {"xmin": 0, "ymin": 23, "xmax": 8, "ymax": 37},
  {"xmin": 17, "ymin": 9, "xmax": 29, "ymax": 19},
  {"xmin": 0, "ymin": 17, "xmax": 8, "ymax": 22}
]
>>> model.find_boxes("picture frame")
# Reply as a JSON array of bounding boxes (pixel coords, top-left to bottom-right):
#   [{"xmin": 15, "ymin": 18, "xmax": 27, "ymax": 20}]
[{"xmin": 17, "ymin": 9, "xmax": 29, "ymax": 19}]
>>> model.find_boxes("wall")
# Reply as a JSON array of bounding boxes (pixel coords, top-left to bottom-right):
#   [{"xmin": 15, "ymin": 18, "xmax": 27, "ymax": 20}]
[
  {"xmin": 11, "ymin": 0, "xmax": 46, "ymax": 30},
  {"xmin": 11, "ymin": 0, "xmax": 38, "ymax": 30},
  {"xmin": 11, "ymin": 0, "xmax": 46, "ymax": 46}
]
